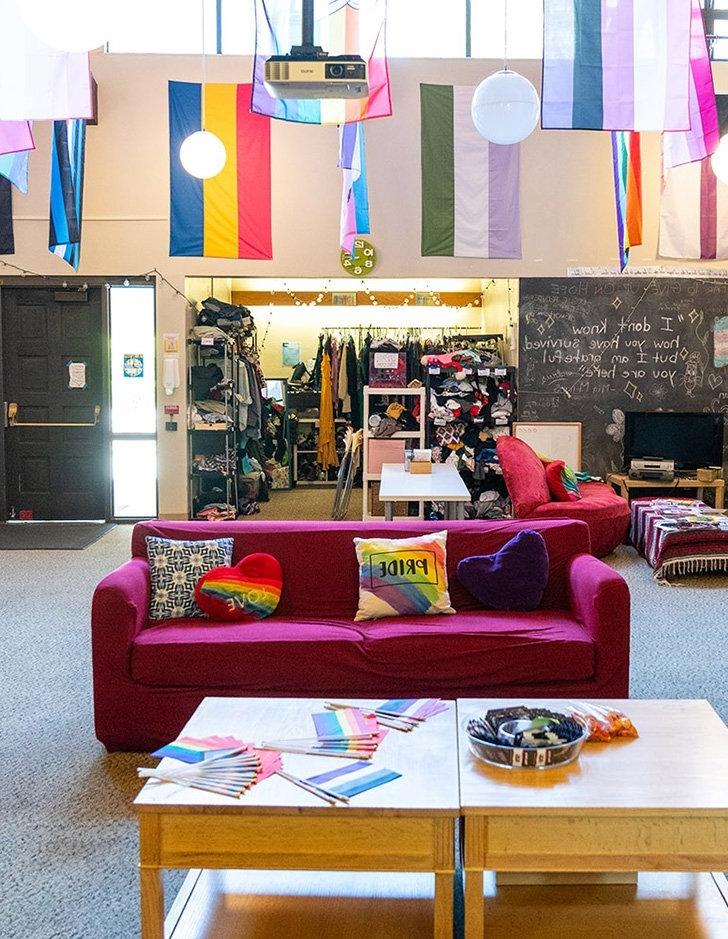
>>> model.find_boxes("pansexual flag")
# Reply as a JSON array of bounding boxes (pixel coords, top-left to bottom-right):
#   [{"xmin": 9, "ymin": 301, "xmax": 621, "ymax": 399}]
[
  {"xmin": 49, "ymin": 120, "xmax": 86, "ymax": 270},
  {"xmin": 252, "ymin": 0, "xmax": 391, "ymax": 124},
  {"xmin": 611, "ymin": 131, "xmax": 642, "ymax": 271},
  {"xmin": 339, "ymin": 121, "xmax": 369, "ymax": 253},
  {"xmin": 659, "ymin": 94, "xmax": 728, "ymax": 260},
  {"xmin": 169, "ymin": 82, "xmax": 272, "ymax": 259},
  {"xmin": 421, "ymin": 84, "xmax": 521, "ymax": 259},
  {"xmin": 542, "ymin": 0, "xmax": 693, "ymax": 131},
  {"xmin": 662, "ymin": 0, "xmax": 719, "ymax": 169}
]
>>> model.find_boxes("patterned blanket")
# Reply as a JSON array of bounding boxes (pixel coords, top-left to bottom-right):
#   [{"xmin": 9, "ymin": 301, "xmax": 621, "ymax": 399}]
[{"xmin": 630, "ymin": 497, "xmax": 728, "ymax": 582}]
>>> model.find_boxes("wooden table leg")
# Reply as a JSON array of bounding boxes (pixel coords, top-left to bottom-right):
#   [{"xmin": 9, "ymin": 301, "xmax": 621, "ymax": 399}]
[
  {"xmin": 464, "ymin": 869, "xmax": 484, "ymax": 939},
  {"xmin": 139, "ymin": 867, "xmax": 164, "ymax": 939},
  {"xmin": 434, "ymin": 870, "xmax": 454, "ymax": 939},
  {"xmin": 716, "ymin": 480, "xmax": 725, "ymax": 510}
]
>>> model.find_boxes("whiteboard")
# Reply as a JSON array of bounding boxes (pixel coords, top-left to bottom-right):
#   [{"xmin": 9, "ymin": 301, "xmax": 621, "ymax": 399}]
[{"xmin": 512, "ymin": 422, "xmax": 583, "ymax": 471}]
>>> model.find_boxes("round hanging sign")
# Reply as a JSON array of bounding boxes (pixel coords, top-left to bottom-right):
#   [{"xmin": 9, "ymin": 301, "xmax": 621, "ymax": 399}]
[{"xmin": 340, "ymin": 239, "xmax": 377, "ymax": 276}]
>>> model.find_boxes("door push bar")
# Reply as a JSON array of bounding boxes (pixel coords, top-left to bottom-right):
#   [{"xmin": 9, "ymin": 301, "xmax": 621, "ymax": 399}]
[{"xmin": 6, "ymin": 403, "xmax": 101, "ymax": 428}]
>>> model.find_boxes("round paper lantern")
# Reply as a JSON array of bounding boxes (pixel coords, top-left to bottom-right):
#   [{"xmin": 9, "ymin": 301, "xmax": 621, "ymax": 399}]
[
  {"xmin": 712, "ymin": 135, "xmax": 728, "ymax": 185},
  {"xmin": 471, "ymin": 69, "xmax": 540, "ymax": 145},
  {"xmin": 179, "ymin": 131, "xmax": 227, "ymax": 180},
  {"xmin": 17, "ymin": 0, "xmax": 115, "ymax": 53}
]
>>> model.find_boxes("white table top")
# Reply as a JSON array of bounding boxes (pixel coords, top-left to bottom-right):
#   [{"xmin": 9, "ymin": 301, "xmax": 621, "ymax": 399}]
[
  {"xmin": 457, "ymin": 699, "xmax": 728, "ymax": 814},
  {"xmin": 134, "ymin": 697, "xmax": 459, "ymax": 815},
  {"xmin": 378, "ymin": 463, "xmax": 470, "ymax": 502}
]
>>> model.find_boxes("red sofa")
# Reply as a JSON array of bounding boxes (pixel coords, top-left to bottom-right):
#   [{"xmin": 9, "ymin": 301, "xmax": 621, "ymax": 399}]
[
  {"xmin": 497, "ymin": 436, "xmax": 630, "ymax": 558},
  {"xmin": 92, "ymin": 518, "xmax": 630, "ymax": 751}
]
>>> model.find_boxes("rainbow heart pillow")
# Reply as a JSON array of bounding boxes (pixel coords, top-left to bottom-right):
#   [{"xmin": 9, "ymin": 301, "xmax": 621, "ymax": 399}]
[{"xmin": 195, "ymin": 553, "xmax": 282, "ymax": 622}]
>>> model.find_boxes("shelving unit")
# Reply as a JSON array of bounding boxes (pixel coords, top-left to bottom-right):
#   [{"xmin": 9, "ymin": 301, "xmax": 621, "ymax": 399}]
[
  {"xmin": 362, "ymin": 386, "xmax": 427, "ymax": 521},
  {"xmin": 293, "ymin": 415, "xmax": 349, "ymax": 485},
  {"xmin": 187, "ymin": 338, "xmax": 239, "ymax": 519}
]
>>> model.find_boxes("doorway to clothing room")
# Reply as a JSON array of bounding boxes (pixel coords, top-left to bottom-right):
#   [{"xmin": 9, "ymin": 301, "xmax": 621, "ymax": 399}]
[{"xmin": 0, "ymin": 283, "xmax": 158, "ymax": 522}]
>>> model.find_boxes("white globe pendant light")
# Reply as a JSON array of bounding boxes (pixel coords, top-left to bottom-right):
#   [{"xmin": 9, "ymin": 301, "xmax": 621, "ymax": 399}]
[
  {"xmin": 471, "ymin": 69, "xmax": 540, "ymax": 145},
  {"xmin": 180, "ymin": 130, "xmax": 227, "ymax": 179},
  {"xmin": 711, "ymin": 135, "xmax": 728, "ymax": 184},
  {"xmin": 471, "ymin": 0, "xmax": 540, "ymax": 145},
  {"xmin": 179, "ymin": 0, "xmax": 226, "ymax": 180},
  {"xmin": 17, "ymin": 0, "xmax": 115, "ymax": 53}
]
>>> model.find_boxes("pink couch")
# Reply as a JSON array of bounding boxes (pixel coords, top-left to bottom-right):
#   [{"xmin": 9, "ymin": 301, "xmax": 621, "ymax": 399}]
[
  {"xmin": 497, "ymin": 436, "xmax": 630, "ymax": 558},
  {"xmin": 92, "ymin": 518, "xmax": 630, "ymax": 751}
]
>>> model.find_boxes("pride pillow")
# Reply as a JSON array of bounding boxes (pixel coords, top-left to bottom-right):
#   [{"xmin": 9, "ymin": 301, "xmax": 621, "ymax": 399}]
[{"xmin": 353, "ymin": 530, "xmax": 455, "ymax": 622}]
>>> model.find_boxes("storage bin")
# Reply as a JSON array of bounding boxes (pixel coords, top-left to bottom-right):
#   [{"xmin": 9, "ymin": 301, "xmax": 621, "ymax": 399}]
[{"xmin": 368, "ymin": 438, "xmax": 406, "ymax": 475}]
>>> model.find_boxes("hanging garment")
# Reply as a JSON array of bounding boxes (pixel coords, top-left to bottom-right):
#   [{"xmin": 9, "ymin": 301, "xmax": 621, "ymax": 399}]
[
  {"xmin": 317, "ymin": 349, "xmax": 339, "ymax": 471},
  {"xmin": 310, "ymin": 334, "xmax": 324, "ymax": 391},
  {"xmin": 346, "ymin": 337, "xmax": 361, "ymax": 429},
  {"xmin": 338, "ymin": 340, "xmax": 351, "ymax": 414}
]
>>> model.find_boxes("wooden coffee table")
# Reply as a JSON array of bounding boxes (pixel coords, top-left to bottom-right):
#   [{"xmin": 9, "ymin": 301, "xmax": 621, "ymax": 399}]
[
  {"xmin": 135, "ymin": 697, "xmax": 459, "ymax": 938},
  {"xmin": 458, "ymin": 699, "xmax": 728, "ymax": 939}
]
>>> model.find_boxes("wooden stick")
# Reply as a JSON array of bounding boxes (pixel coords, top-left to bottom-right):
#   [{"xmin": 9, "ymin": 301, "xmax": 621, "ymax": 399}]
[{"xmin": 259, "ymin": 743, "xmax": 372, "ymax": 760}]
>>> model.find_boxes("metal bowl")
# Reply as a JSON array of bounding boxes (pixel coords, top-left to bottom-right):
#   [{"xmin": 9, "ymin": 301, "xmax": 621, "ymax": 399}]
[{"xmin": 466, "ymin": 715, "xmax": 589, "ymax": 770}]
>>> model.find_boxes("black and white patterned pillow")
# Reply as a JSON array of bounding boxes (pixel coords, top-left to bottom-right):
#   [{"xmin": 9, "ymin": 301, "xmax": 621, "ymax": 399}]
[{"xmin": 146, "ymin": 536, "xmax": 234, "ymax": 621}]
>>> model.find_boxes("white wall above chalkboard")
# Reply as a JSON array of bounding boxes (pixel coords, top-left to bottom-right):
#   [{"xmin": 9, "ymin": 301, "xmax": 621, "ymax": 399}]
[{"xmin": 513, "ymin": 422, "xmax": 583, "ymax": 471}]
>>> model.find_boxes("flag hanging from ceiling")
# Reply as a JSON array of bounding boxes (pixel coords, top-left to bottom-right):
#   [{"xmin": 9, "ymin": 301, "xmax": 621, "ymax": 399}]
[
  {"xmin": 0, "ymin": 150, "xmax": 29, "ymax": 193},
  {"xmin": 0, "ymin": 0, "xmax": 92, "ymax": 121},
  {"xmin": 662, "ymin": 0, "xmax": 719, "ymax": 169},
  {"xmin": 611, "ymin": 131, "xmax": 642, "ymax": 271},
  {"xmin": 420, "ymin": 84, "xmax": 521, "ymax": 259},
  {"xmin": 0, "ymin": 176, "xmax": 14, "ymax": 255},
  {"xmin": 659, "ymin": 96, "xmax": 728, "ymax": 260},
  {"xmin": 49, "ymin": 119, "xmax": 86, "ymax": 269},
  {"xmin": 338, "ymin": 122, "xmax": 369, "ymax": 253},
  {"xmin": 169, "ymin": 82, "xmax": 272, "ymax": 259},
  {"xmin": 252, "ymin": 0, "xmax": 391, "ymax": 124},
  {"xmin": 542, "ymin": 0, "xmax": 693, "ymax": 131},
  {"xmin": 0, "ymin": 121, "xmax": 34, "ymax": 157}
]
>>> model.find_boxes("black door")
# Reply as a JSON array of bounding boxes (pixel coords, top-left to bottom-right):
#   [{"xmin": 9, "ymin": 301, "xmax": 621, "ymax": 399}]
[{"xmin": 1, "ymin": 287, "xmax": 108, "ymax": 520}]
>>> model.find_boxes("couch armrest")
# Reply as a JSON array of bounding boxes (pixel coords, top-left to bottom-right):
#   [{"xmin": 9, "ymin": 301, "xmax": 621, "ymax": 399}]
[
  {"xmin": 567, "ymin": 553, "xmax": 630, "ymax": 696},
  {"xmin": 91, "ymin": 558, "xmax": 150, "ymax": 666}
]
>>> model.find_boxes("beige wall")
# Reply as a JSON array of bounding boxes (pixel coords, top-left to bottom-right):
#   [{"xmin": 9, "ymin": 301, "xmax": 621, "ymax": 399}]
[{"xmin": 6, "ymin": 53, "xmax": 727, "ymax": 515}]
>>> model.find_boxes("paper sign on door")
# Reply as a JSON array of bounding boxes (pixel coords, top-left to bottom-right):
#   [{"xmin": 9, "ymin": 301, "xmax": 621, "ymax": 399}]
[{"xmin": 68, "ymin": 361, "xmax": 87, "ymax": 389}]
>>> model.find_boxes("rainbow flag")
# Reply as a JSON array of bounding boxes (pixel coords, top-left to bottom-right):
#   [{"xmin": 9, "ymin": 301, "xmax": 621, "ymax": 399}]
[
  {"xmin": 169, "ymin": 82, "xmax": 272, "ymax": 259},
  {"xmin": 611, "ymin": 130, "xmax": 642, "ymax": 271},
  {"xmin": 542, "ymin": 0, "xmax": 693, "ymax": 131},
  {"xmin": 252, "ymin": 0, "xmax": 391, "ymax": 125},
  {"xmin": 662, "ymin": 0, "xmax": 719, "ymax": 169}
]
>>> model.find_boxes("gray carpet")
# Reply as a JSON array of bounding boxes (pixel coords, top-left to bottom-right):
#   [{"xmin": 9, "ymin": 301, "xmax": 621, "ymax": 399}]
[
  {"xmin": 0, "ymin": 522, "xmax": 116, "ymax": 550},
  {"xmin": 2, "ymin": 531, "xmax": 728, "ymax": 939}
]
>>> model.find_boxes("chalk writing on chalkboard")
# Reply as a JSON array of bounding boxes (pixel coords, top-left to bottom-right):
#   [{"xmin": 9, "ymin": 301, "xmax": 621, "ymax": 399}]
[{"xmin": 518, "ymin": 278, "xmax": 728, "ymax": 477}]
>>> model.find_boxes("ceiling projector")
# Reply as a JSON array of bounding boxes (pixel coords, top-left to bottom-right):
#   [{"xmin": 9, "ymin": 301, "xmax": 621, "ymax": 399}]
[{"xmin": 264, "ymin": 0, "xmax": 368, "ymax": 100}]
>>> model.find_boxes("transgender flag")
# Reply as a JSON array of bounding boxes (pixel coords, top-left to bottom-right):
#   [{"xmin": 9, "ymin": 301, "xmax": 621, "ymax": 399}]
[
  {"xmin": 542, "ymin": 0, "xmax": 693, "ymax": 131},
  {"xmin": 420, "ymin": 84, "xmax": 520, "ymax": 259}
]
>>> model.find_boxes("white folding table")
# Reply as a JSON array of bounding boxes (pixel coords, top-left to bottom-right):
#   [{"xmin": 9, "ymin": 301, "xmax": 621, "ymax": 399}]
[{"xmin": 379, "ymin": 463, "xmax": 470, "ymax": 521}]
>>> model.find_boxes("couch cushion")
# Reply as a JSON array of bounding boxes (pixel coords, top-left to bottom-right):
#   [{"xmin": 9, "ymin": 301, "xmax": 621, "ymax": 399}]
[
  {"xmin": 131, "ymin": 518, "xmax": 592, "ymax": 615},
  {"xmin": 129, "ymin": 610, "xmax": 594, "ymax": 693},
  {"xmin": 531, "ymin": 482, "xmax": 630, "ymax": 557},
  {"xmin": 496, "ymin": 436, "xmax": 551, "ymax": 516}
]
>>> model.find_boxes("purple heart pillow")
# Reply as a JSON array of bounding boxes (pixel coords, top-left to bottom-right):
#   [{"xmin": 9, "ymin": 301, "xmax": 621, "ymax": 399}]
[{"xmin": 456, "ymin": 530, "xmax": 549, "ymax": 611}]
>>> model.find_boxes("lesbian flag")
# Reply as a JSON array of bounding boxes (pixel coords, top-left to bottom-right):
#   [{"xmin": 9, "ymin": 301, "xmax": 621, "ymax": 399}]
[
  {"xmin": 542, "ymin": 0, "xmax": 693, "ymax": 131},
  {"xmin": 421, "ymin": 84, "xmax": 521, "ymax": 259},
  {"xmin": 169, "ymin": 82, "xmax": 271, "ymax": 259},
  {"xmin": 252, "ymin": 0, "xmax": 391, "ymax": 125},
  {"xmin": 611, "ymin": 131, "xmax": 642, "ymax": 270},
  {"xmin": 338, "ymin": 121, "xmax": 369, "ymax": 253}
]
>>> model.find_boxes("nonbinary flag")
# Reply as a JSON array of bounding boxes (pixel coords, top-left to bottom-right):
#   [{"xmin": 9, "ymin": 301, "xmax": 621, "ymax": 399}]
[
  {"xmin": 662, "ymin": 0, "xmax": 719, "ymax": 169},
  {"xmin": 420, "ymin": 84, "xmax": 520, "ymax": 259},
  {"xmin": 49, "ymin": 120, "xmax": 86, "ymax": 270},
  {"xmin": 338, "ymin": 122, "xmax": 369, "ymax": 253},
  {"xmin": 252, "ymin": 0, "xmax": 391, "ymax": 125},
  {"xmin": 611, "ymin": 131, "xmax": 642, "ymax": 271},
  {"xmin": 0, "ymin": 150, "xmax": 29, "ymax": 193},
  {"xmin": 0, "ymin": 1, "xmax": 92, "ymax": 121},
  {"xmin": 169, "ymin": 82, "xmax": 272, "ymax": 259},
  {"xmin": 542, "ymin": 0, "xmax": 693, "ymax": 132}
]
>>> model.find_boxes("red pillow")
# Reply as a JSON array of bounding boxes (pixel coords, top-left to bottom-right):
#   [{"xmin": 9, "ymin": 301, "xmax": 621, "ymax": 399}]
[
  {"xmin": 545, "ymin": 460, "xmax": 582, "ymax": 502},
  {"xmin": 496, "ymin": 436, "xmax": 551, "ymax": 516},
  {"xmin": 195, "ymin": 553, "xmax": 283, "ymax": 622}
]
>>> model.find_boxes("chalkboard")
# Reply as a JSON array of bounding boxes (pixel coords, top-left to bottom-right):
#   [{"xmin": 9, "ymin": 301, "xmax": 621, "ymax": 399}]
[{"xmin": 518, "ymin": 278, "xmax": 728, "ymax": 477}]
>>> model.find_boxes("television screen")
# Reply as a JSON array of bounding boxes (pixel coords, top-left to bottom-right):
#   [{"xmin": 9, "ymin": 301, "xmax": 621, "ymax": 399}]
[{"xmin": 623, "ymin": 412, "xmax": 725, "ymax": 471}]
